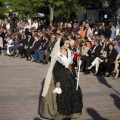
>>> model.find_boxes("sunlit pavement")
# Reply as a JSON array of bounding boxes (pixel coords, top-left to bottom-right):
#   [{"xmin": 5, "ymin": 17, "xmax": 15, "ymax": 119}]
[{"xmin": 0, "ymin": 53, "xmax": 120, "ymax": 120}]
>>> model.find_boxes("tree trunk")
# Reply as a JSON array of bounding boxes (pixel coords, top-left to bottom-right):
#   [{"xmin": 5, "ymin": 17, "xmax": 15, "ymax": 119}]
[{"xmin": 49, "ymin": 4, "xmax": 54, "ymax": 23}]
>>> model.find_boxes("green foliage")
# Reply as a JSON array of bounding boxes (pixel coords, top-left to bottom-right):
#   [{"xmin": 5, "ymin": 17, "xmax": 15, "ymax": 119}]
[
  {"xmin": 7, "ymin": 0, "xmax": 44, "ymax": 17},
  {"xmin": 46, "ymin": 0, "xmax": 83, "ymax": 17},
  {"xmin": 0, "ymin": 0, "xmax": 118, "ymax": 18},
  {"xmin": 0, "ymin": 0, "xmax": 7, "ymax": 15}
]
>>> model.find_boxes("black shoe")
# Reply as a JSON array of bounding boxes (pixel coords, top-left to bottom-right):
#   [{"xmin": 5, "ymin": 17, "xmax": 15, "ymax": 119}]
[
  {"xmin": 105, "ymin": 74, "xmax": 111, "ymax": 77},
  {"xmin": 91, "ymin": 68, "xmax": 95, "ymax": 73},
  {"xmin": 37, "ymin": 61, "xmax": 41, "ymax": 64},
  {"xmin": 93, "ymin": 73, "xmax": 98, "ymax": 76},
  {"xmin": 37, "ymin": 60, "xmax": 43, "ymax": 63},
  {"xmin": 32, "ymin": 60, "xmax": 37, "ymax": 62},
  {"xmin": 84, "ymin": 71, "xmax": 90, "ymax": 74},
  {"xmin": 43, "ymin": 61, "xmax": 48, "ymax": 64}
]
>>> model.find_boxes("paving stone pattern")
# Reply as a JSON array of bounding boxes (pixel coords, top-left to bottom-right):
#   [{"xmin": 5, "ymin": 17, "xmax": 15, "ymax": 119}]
[{"xmin": 0, "ymin": 54, "xmax": 120, "ymax": 120}]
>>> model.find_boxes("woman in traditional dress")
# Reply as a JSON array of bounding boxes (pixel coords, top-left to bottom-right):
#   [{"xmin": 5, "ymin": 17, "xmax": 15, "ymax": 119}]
[
  {"xmin": 0, "ymin": 37, "xmax": 3, "ymax": 55},
  {"xmin": 39, "ymin": 37, "xmax": 83, "ymax": 120}
]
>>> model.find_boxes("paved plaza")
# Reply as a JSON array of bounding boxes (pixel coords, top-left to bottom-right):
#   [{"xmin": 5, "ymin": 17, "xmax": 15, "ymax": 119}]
[{"xmin": 0, "ymin": 54, "xmax": 120, "ymax": 120}]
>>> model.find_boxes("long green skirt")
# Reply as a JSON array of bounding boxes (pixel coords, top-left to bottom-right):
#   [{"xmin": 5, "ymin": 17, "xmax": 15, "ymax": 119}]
[{"xmin": 39, "ymin": 79, "xmax": 81, "ymax": 120}]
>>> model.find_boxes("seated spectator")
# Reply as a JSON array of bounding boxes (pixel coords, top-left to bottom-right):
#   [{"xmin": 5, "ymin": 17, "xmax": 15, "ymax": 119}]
[
  {"xmin": 24, "ymin": 32, "xmax": 34, "ymax": 60},
  {"xmin": 0, "ymin": 37, "xmax": 3, "ymax": 55},
  {"xmin": 43, "ymin": 34, "xmax": 56, "ymax": 64},
  {"xmin": 84, "ymin": 39, "xmax": 102, "ymax": 74},
  {"xmin": 72, "ymin": 24, "xmax": 78, "ymax": 35},
  {"xmin": 26, "ymin": 34, "xmax": 41, "ymax": 61},
  {"xmin": 77, "ymin": 26, "xmax": 85, "ymax": 39},
  {"xmin": 93, "ymin": 24, "xmax": 98, "ymax": 35},
  {"xmin": 115, "ymin": 25, "xmax": 120, "ymax": 38},
  {"xmin": 104, "ymin": 26, "xmax": 111, "ymax": 39},
  {"xmin": 37, "ymin": 21, "xmax": 43, "ymax": 31},
  {"xmin": 98, "ymin": 43, "xmax": 118, "ymax": 76},
  {"xmin": 9, "ymin": 33, "xmax": 21, "ymax": 56},
  {"xmin": 114, "ymin": 40, "xmax": 120, "ymax": 53},
  {"xmin": 110, "ymin": 22, "xmax": 116, "ymax": 40},
  {"xmin": 112, "ymin": 52, "xmax": 120, "ymax": 79},
  {"xmin": 67, "ymin": 33, "xmax": 75, "ymax": 49},
  {"xmin": 71, "ymin": 31, "xmax": 76, "ymax": 40},
  {"xmin": 87, "ymin": 40, "xmax": 109, "ymax": 75},
  {"xmin": 50, "ymin": 32, "xmax": 61, "ymax": 58},
  {"xmin": 79, "ymin": 42, "xmax": 89, "ymax": 72},
  {"xmin": 39, "ymin": 34, "xmax": 49, "ymax": 63},
  {"xmin": 84, "ymin": 37, "xmax": 92, "ymax": 48},
  {"xmin": 67, "ymin": 23, "xmax": 72, "ymax": 33},
  {"xmin": 84, "ymin": 22, "xmax": 93, "ymax": 37},
  {"xmin": 62, "ymin": 24, "xmax": 68, "ymax": 32},
  {"xmin": 0, "ymin": 26, "xmax": 7, "ymax": 47},
  {"xmin": 72, "ymin": 48, "xmax": 78, "ymax": 67},
  {"xmin": 73, "ymin": 34, "xmax": 80, "ymax": 51},
  {"xmin": 98, "ymin": 24, "xmax": 105, "ymax": 36},
  {"xmin": 33, "ymin": 34, "xmax": 48, "ymax": 63},
  {"xmin": 99, "ymin": 34, "xmax": 106, "ymax": 47},
  {"xmin": 88, "ymin": 33, "xmax": 94, "ymax": 46},
  {"xmin": 6, "ymin": 35, "xmax": 14, "ymax": 55},
  {"xmin": 16, "ymin": 34, "xmax": 28, "ymax": 58}
]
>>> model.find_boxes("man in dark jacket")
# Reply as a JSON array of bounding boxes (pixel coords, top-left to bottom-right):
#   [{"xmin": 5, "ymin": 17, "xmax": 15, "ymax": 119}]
[
  {"xmin": 43, "ymin": 34, "xmax": 56, "ymax": 64},
  {"xmin": 98, "ymin": 43, "xmax": 118, "ymax": 76},
  {"xmin": 0, "ymin": 26, "xmax": 7, "ymax": 46},
  {"xmin": 24, "ymin": 32, "xmax": 34, "ymax": 60}
]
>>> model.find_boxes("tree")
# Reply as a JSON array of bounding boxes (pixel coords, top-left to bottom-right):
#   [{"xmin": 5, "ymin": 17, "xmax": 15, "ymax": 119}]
[
  {"xmin": 42, "ymin": 0, "xmax": 64, "ymax": 22},
  {"xmin": 43, "ymin": 0, "xmax": 83, "ymax": 22},
  {"xmin": 7, "ymin": 0, "xmax": 44, "ymax": 18},
  {"xmin": 0, "ymin": 0, "xmax": 7, "ymax": 16}
]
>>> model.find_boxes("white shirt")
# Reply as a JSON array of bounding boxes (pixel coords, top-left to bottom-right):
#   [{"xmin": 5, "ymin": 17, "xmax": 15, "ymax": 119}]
[
  {"xmin": 70, "ymin": 39, "xmax": 74, "ymax": 48},
  {"xmin": 6, "ymin": 23, "xmax": 10, "ymax": 29},
  {"xmin": 91, "ymin": 46, "xmax": 97, "ymax": 53},
  {"xmin": 32, "ymin": 22, "xmax": 38, "ymax": 29},
  {"xmin": 116, "ymin": 28, "xmax": 120, "ymax": 36}
]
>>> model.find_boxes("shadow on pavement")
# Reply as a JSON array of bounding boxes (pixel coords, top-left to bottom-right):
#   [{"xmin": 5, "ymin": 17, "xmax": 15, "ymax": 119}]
[
  {"xmin": 34, "ymin": 118, "xmax": 42, "ymax": 120},
  {"xmin": 110, "ymin": 94, "xmax": 120, "ymax": 110},
  {"xmin": 38, "ymin": 79, "xmax": 45, "ymax": 115},
  {"xmin": 86, "ymin": 108, "xmax": 109, "ymax": 120},
  {"xmin": 96, "ymin": 76, "xmax": 112, "ymax": 88},
  {"xmin": 37, "ymin": 79, "xmax": 50, "ymax": 120},
  {"xmin": 96, "ymin": 76, "xmax": 120, "ymax": 95}
]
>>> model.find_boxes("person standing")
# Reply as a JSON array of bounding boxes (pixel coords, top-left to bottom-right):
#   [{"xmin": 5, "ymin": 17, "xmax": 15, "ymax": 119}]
[{"xmin": 39, "ymin": 37, "xmax": 83, "ymax": 120}]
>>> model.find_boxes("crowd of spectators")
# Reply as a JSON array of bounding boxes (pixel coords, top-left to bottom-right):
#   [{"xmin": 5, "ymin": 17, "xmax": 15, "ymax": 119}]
[{"xmin": 0, "ymin": 18, "xmax": 120, "ymax": 79}]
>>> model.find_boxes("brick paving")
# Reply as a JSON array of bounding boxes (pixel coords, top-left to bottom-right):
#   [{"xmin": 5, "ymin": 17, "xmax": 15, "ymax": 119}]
[{"xmin": 0, "ymin": 53, "xmax": 120, "ymax": 120}]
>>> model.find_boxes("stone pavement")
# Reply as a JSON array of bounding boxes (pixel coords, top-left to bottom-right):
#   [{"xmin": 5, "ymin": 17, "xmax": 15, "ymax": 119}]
[{"xmin": 0, "ymin": 54, "xmax": 120, "ymax": 120}]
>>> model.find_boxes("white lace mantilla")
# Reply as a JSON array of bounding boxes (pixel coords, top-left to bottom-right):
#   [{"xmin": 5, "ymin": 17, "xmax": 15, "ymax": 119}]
[
  {"xmin": 57, "ymin": 49, "xmax": 73, "ymax": 68},
  {"xmin": 42, "ymin": 49, "xmax": 73, "ymax": 97}
]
